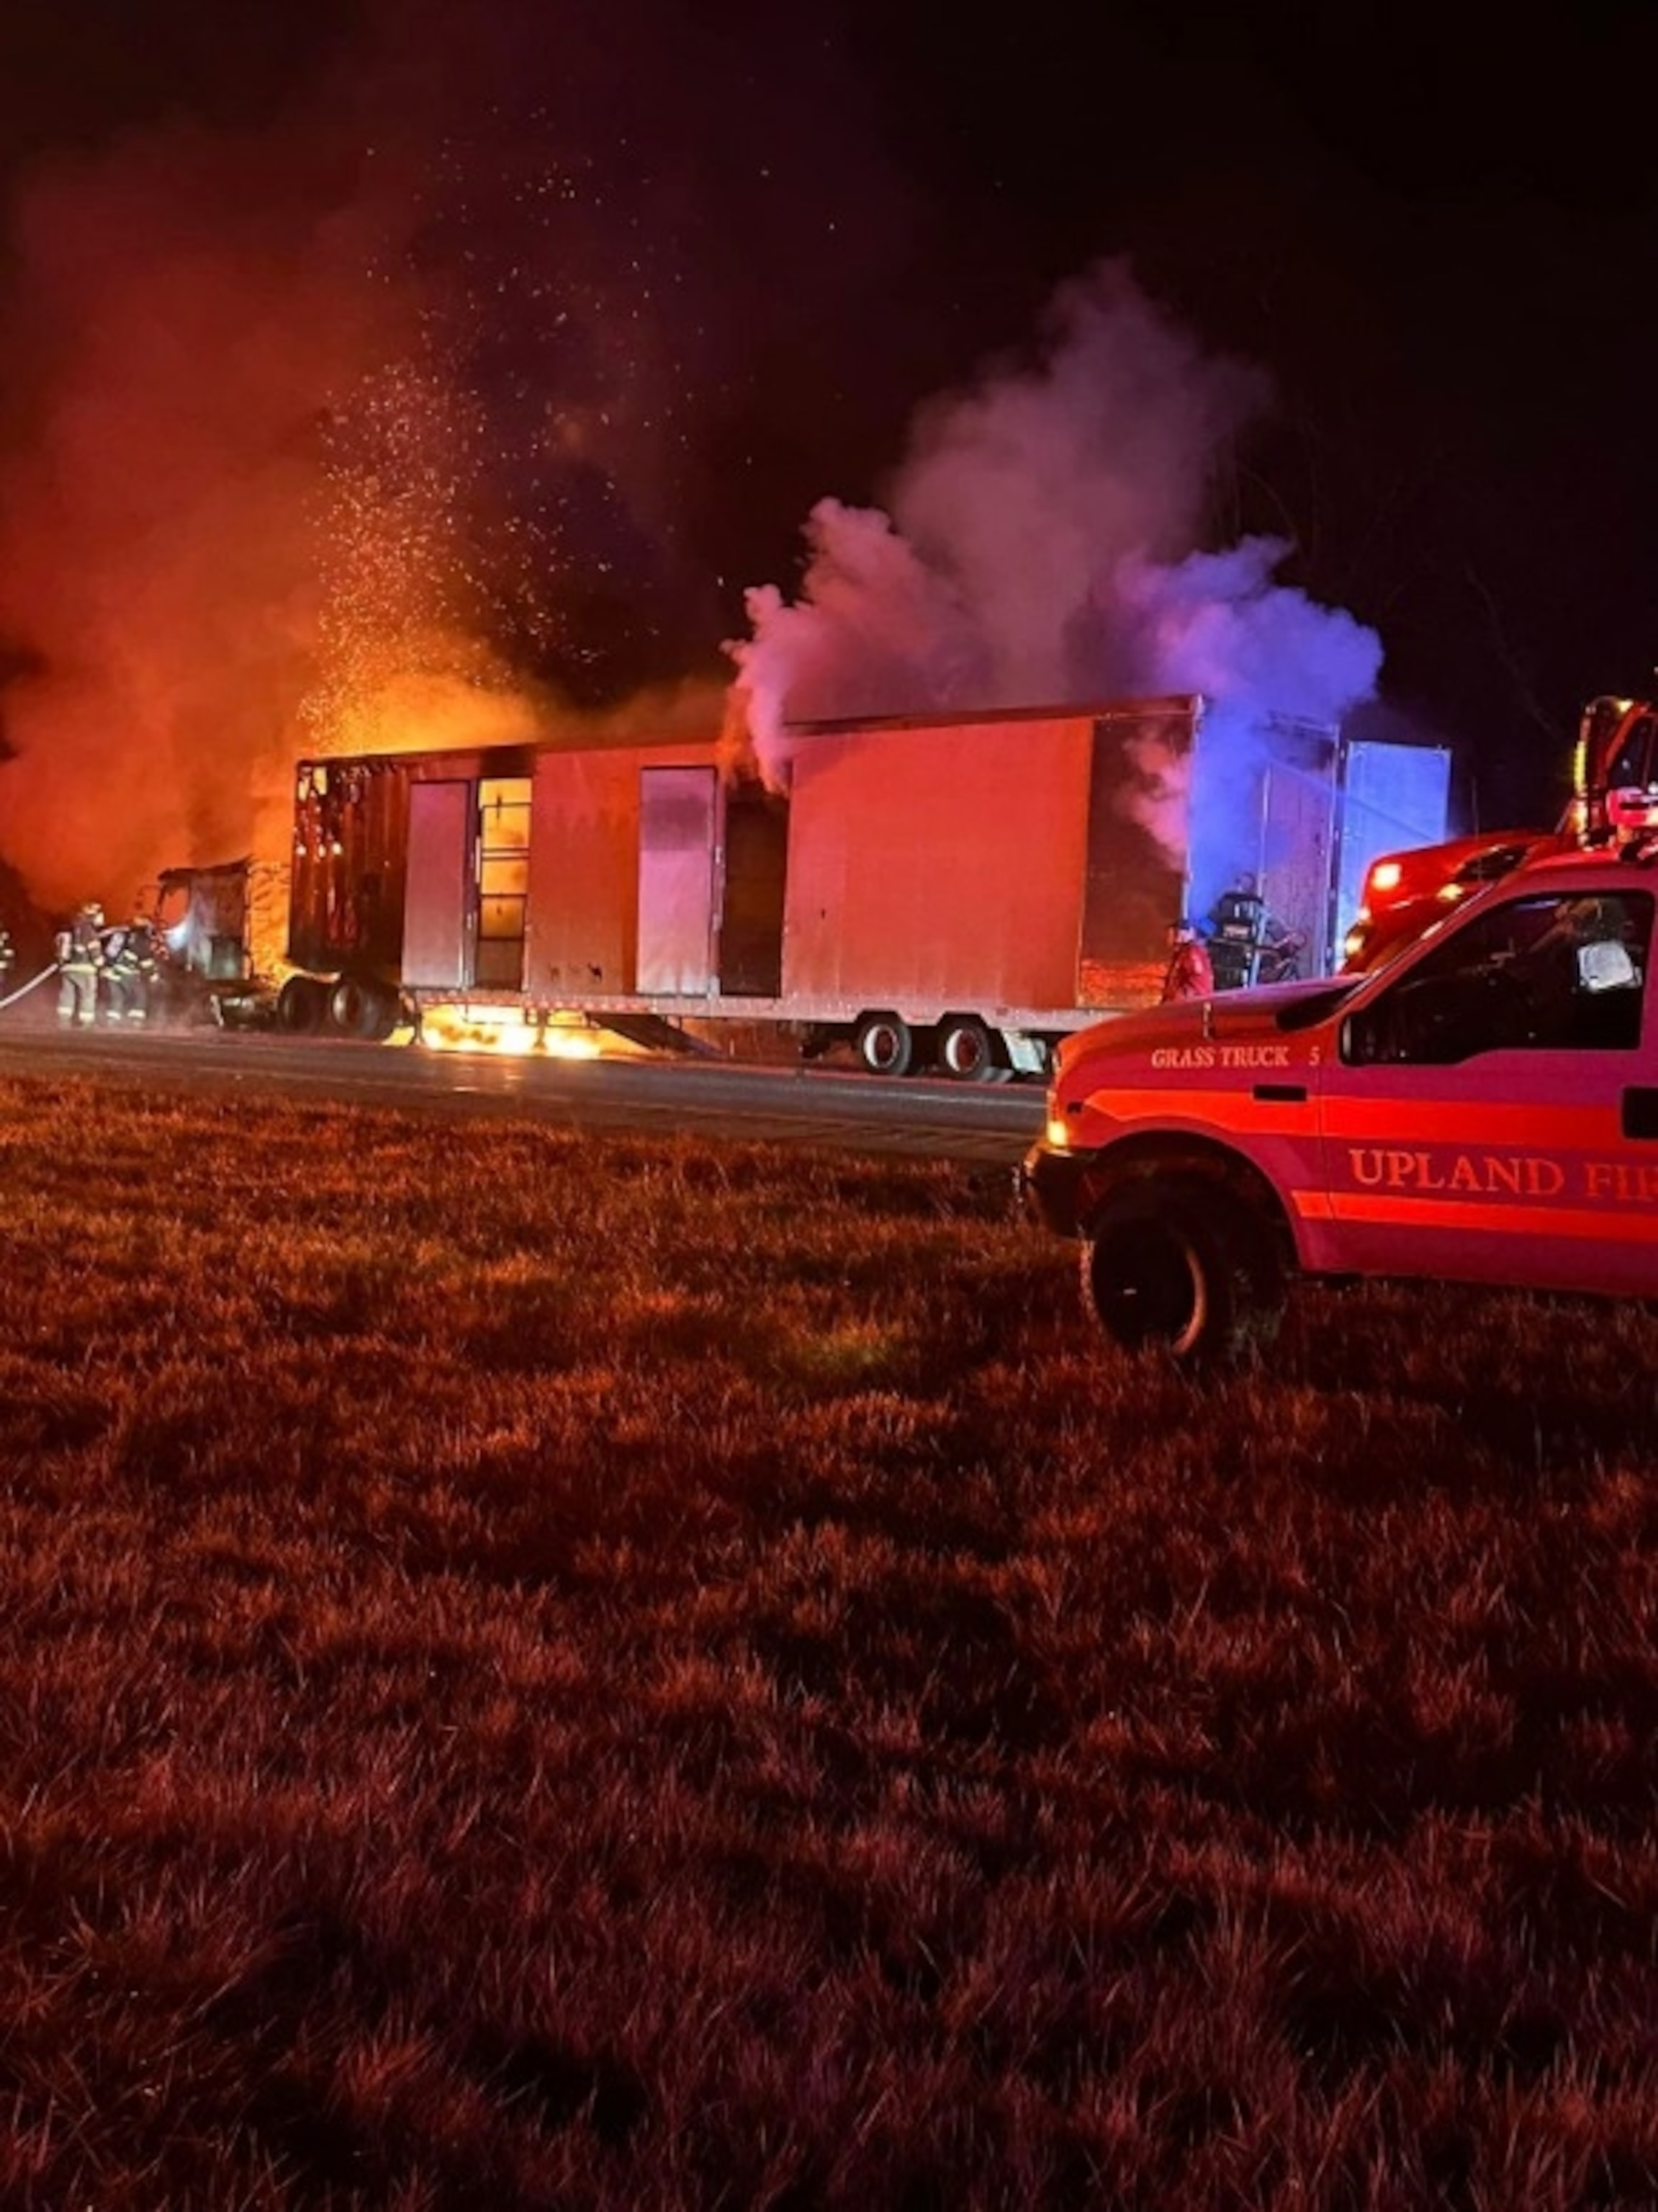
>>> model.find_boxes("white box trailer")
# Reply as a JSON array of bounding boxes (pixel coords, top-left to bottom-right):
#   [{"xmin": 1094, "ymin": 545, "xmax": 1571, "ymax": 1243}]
[{"xmin": 278, "ymin": 697, "xmax": 1448, "ymax": 1076}]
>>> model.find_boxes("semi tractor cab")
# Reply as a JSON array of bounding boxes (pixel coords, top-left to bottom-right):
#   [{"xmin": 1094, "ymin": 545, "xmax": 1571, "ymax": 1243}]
[
  {"xmin": 1022, "ymin": 841, "xmax": 1658, "ymax": 1362},
  {"xmin": 1341, "ymin": 693, "xmax": 1658, "ymax": 973}
]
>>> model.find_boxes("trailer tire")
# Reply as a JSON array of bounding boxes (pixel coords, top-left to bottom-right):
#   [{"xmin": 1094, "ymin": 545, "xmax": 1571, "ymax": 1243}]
[
  {"xmin": 1081, "ymin": 1177, "xmax": 1283, "ymax": 1366},
  {"xmin": 275, "ymin": 974, "xmax": 329, "ymax": 1035},
  {"xmin": 937, "ymin": 1014, "xmax": 996, "ymax": 1082},
  {"xmin": 854, "ymin": 1012, "xmax": 914, "ymax": 1078},
  {"xmin": 330, "ymin": 976, "xmax": 399, "ymax": 1042}
]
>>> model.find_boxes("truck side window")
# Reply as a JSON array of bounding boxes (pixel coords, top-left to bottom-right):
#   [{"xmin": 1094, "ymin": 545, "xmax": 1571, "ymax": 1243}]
[{"xmin": 1343, "ymin": 889, "xmax": 1653, "ymax": 1066}]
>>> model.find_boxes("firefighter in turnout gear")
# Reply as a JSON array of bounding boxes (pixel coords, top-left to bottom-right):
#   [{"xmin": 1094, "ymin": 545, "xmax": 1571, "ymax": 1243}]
[
  {"xmin": 1160, "ymin": 919, "xmax": 1215, "ymax": 1002},
  {"xmin": 1207, "ymin": 874, "xmax": 1268, "ymax": 990},
  {"xmin": 1205, "ymin": 873, "xmax": 1305, "ymax": 990},
  {"xmin": 55, "ymin": 901, "xmax": 106, "ymax": 1025},
  {"xmin": 102, "ymin": 912, "xmax": 159, "ymax": 1023},
  {"xmin": 0, "ymin": 922, "xmax": 12, "ymax": 988}
]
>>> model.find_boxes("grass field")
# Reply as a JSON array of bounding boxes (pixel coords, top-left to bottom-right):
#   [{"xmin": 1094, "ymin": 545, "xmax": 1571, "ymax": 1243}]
[{"xmin": 0, "ymin": 1069, "xmax": 1654, "ymax": 2209}]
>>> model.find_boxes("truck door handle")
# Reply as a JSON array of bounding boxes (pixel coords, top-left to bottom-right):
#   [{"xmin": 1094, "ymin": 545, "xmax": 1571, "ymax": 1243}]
[
  {"xmin": 1253, "ymin": 1083, "xmax": 1307, "ymax": 1103},
  {"xmin": 1623, "ymin": 1088, "xmax": 1658, "ymax": 1140}
]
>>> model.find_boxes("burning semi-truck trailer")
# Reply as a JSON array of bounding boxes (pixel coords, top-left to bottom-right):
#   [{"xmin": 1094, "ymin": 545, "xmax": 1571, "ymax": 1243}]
[{"xmin": 264, "ymin": 695, "xmax": 1448, "ymax": 1076}]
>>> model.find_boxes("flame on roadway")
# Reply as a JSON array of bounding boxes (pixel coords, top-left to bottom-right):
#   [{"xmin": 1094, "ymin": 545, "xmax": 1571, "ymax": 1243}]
[{"xmin": 417, "ymin": 1006, "xmax": 614, "ymax": 1059}]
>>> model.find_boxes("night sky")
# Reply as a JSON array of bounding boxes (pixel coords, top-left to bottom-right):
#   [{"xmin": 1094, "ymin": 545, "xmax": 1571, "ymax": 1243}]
[{"xmin": 1, "ymin": 0, "xmax": 1654, "ymax": 848}]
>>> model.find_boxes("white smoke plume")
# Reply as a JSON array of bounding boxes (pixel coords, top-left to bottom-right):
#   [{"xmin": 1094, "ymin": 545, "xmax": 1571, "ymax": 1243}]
[
  {"xmin": 734, "ymin": 500, "xmax": 986, "ymax": 744},
  {"xmin": 727, "ymin": 258, "xmax": 1383, "ymax": 848},
  {"xmin": 1109, "ymin": 535, "xmax": 1384, "ymax": 869}
]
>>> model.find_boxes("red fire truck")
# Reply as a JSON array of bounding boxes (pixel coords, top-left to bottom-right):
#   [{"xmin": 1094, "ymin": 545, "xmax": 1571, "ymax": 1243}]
[
  {"xmin": 1022, "ymin": 837, "xmax": 1658, "ymax": 1359},
  {"xmin": 1341, "ymin": 693, "xmax": 1658, "ymax": 971}
]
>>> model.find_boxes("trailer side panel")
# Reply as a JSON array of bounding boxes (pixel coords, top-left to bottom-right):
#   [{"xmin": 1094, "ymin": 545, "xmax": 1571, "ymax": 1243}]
[
  {"xmin": 523, "ymin": 740, "xmax": 726, "ymax": 997},
  {"xmin": 781, "ymin": 716, "xmax": 1093, "ymax": 1008},
  {"xmin": 402, "ymin": 781, "xmax": 475, "ymax": 987},
  {"xmin": 638, "ymin": 767, "xmax": 719, "ymax": 994},
  {"xmin": 523, "ymin": 752, "xmax": 642, "ymax": 994}
]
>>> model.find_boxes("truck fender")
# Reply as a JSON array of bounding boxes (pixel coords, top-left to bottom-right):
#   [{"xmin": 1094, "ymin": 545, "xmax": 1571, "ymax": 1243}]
[
  {"xmin": 1079, "ymin": 1161, "xmax": 1289, "ymax": 1364},
  {"xmin": 1080, "ymin": 1140, "xmax": 1298, "ymax": 1292}
]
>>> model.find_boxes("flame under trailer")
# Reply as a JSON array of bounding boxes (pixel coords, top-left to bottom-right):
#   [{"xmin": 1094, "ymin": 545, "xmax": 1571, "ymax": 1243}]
[{"xmin": 274, "ymin": 696, "xmax": 1448, "ymax": 1077}]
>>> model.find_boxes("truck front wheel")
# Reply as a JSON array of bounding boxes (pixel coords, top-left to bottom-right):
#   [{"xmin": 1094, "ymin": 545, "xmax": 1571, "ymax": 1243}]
[{"xmin": 1081, "ymin": 1179, "xmax": 1282, "ymax": 1364}]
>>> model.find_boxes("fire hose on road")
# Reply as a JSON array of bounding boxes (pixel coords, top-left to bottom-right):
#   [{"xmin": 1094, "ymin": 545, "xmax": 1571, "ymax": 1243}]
[{"xmin": 0, "ymin": 965, "xmax": 58, "ymax": 1013}]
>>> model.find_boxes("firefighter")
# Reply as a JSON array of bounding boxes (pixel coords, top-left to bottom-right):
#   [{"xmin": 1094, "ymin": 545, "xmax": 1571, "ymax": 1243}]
[
  {"xmin": 102, "ymin": 911, "xmax": 159, "ymax": 1023},
  {"xmin": 127, "ymin": 912, "xmax": 160, "ymax": 1020},
  {"xmin": 1161, "ymin": 919, "xmax": 1215, "ymax": 1002},
  {"xmin": 99, "ymin": 916, "xmax": 129, "ymax": 1022},
  {"xmin": 1207, "ymin": 873, "xmax": 1305, "ymax": 988},
  {"xmin": 55, "ymin": 901, "xmax": 106, "ymax": 1026},
  {"xmin": 0, "ymin": 922, "xmax": 12, "ymax": 988},
  {"xmin": 1207, "ymin": 873, "xmax": 1266, "ymax": 989}
]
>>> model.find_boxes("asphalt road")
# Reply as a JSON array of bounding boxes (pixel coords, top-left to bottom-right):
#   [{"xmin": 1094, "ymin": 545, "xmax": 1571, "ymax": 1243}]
[{"xmin": 0, "ymin": 1015, "xmax": 1047, "ymax": 1165}]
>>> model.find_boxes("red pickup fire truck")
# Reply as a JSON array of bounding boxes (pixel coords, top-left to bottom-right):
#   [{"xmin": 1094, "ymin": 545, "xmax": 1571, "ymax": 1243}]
[{"xmin": 1022, "ymin": 840, "xmax": 1658, "ymax": 1359}]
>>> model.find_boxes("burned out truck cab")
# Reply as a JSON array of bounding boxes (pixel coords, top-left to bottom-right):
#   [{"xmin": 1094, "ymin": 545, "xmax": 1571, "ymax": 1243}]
[{"xmin": 1022, "ymin": 845, "xmax": 1658, "ymax": 1360}]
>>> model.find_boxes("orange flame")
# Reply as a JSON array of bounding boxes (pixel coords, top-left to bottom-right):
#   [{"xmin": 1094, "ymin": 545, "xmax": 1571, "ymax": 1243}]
[{"xmin": 416, "ymin": 1004, "xmax": 618, "ymax": 1058}]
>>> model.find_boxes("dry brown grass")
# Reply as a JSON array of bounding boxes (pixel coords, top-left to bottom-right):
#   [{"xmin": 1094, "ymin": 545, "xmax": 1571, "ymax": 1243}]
[{"xmin": 0, "ymin": 1069, "xmax": 1654, "ymax": 2209}]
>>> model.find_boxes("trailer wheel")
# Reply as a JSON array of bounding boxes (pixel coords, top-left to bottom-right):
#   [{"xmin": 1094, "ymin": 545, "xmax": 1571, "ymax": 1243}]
[
  {"xmin": 937, "ymin": 1014, "xmax": 996, "ymax": 1082},
  {"xmin": 1081, "ymin": 1179, "xmax": 1282, "ymax": 1365},
  {"xmin": 853, "ymin": 1012, "xmax": 914, "ymax": 1078},
  {"xmin": 330, "ymin": 976, "xmax": 399, "ymax": 1042},
  {"xmin": 275, "ymin": 974, "xmax": 329, "ymax": 1035}
]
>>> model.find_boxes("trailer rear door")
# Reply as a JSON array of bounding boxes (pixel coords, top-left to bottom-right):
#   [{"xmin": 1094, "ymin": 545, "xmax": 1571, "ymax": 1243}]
[
  {"xmin": 1260, "ymin": 749, "xmax": 1339, "ymax": 971},
  {"xmin": 402, "ymin": 780, "xmax": 474, "ymax": 989},
  {"xmin": 637, "ymin": 768, "xmax": 718, "ymax": 994},
  {"xmin": 1335, "ymin": 739, "xmax": 1453, "ymax": 948}
]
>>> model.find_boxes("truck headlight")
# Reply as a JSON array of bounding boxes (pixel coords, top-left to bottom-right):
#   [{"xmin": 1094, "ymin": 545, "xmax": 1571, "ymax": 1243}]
[{"xmin": 1045, "ymin": 1113, "xmax": 1071, "ymax": 1151}]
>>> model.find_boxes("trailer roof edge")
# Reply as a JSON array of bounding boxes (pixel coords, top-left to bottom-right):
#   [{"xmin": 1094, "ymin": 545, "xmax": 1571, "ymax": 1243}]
[{"xmin": 784, "ymin": 694, "xmax": 1206, "ymax": 737}]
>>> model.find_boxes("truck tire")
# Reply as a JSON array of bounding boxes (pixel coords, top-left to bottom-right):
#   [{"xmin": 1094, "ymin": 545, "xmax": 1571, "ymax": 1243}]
[
  {"xmin": 854, "ymin": 1012, "xmax": 914, "ymax": 1078},
  {"xmin": 275, "ymin": 974, "xmax": 329, "ymax": 1035},
  {"xmin": 330, "ymin": 976, "xmax": 399, "ymax": 1041},
  {"xmin": 1081, "ymin": 1178, "xmax": 1283, "ymax": 1364},
  {"xmin": 937, "ymin": 1014, "xmax": 996, "ymax": 1081}
]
